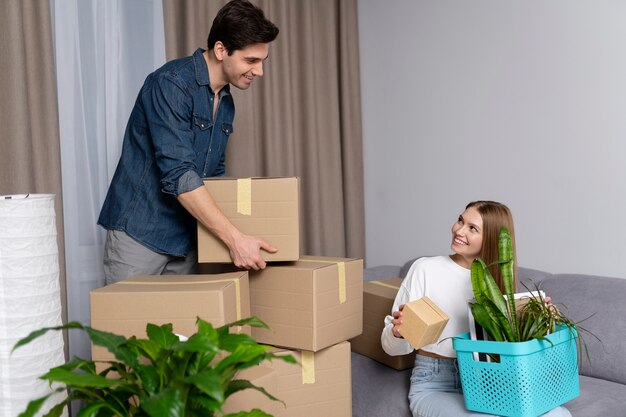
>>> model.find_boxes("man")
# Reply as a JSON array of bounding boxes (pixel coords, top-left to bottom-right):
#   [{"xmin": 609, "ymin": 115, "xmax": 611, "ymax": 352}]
[{"xmin": 98, "ymin": 0, "xmax": 280, "ymax": 284}]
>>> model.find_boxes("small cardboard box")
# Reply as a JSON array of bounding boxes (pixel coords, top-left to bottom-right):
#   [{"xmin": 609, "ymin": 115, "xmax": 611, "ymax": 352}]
[
  {"xmin": 262, "ymin": 341, "xmax": 352, "ymax": 417},
  {"xmin": 198, "ymin": 177, "xmax": 300, "ymax": 263},
  {"xmin": 249, "ymin": 256, "xmax": 363, "ymax": 351},
  {"xmin": 350, "ymin": 278, "xmax": 417, "ymax": 370},
  {"xmin": 399, "ymin": 296, "xmax": 449, "ymax": 350},
  {"xmin": 90, "ymin": 272, "xmax": 250, "ymax": 361},
  {"xmin": 222, "ymin": 366, "xmax": 280, "ymax": 415}
]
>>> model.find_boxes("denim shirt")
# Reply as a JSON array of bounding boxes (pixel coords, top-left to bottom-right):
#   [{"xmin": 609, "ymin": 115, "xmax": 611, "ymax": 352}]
[{"xmin": 98, "ymin": 48, "xmax": 235, "ymax": 257}]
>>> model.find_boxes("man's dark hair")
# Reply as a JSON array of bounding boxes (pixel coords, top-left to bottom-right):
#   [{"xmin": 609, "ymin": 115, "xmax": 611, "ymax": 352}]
[{"xmin": 207, "ymin": 0, "xmax": 279, "ymax": 55}]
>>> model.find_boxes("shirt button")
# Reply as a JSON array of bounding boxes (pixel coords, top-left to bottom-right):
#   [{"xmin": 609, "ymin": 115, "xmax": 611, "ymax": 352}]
[{"xmin": 201, "ymin": 124, "xmax": 205, "ymax": 128}]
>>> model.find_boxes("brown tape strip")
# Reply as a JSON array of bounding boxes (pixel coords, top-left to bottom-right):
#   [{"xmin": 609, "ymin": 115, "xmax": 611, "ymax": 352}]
[
  {"xmin": 237, "ymin": 178, "xmax": 252, "ymax": 215},
  {"xmin": 301, "ymin": 351, "xmax": 315, "ymax": 384},
  {"xmin": 370, "ymin": 280, "xmax": 400, "ymax": 290},
  {"xmin": 298, "ymin": 258, "xmax": 346, "ymax": 303}
]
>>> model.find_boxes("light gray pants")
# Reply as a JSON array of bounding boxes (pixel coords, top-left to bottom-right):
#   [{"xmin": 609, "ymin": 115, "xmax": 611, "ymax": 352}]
[{"xmin": 103, "ymin": 229, "xmax": 197, "ymax": 285}]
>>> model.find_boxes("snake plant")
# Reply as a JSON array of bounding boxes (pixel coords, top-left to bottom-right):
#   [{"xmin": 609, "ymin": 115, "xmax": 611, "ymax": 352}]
[
  {"xmin": 468, "ymin": 226, "xmax": 599, "ymax": 369},
  {"xmin": 469, "ymin": 227, "xmax": 521, "ymax": 342}
]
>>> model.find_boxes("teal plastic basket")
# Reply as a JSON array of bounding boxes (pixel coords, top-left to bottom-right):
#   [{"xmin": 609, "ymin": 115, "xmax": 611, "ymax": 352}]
[{"xmin": 453, "ymin": 326, "xmax": 579, "ymax": 417}]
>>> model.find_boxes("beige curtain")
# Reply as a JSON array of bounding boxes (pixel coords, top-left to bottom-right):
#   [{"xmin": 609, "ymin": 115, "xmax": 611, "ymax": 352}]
[
  {"xmin": 163, "ymin": 0, "xmax": 365, "ymax": 259},
  {"xmin": 0, "ymin": 1, "xmax": 68, "ymax": 354}
]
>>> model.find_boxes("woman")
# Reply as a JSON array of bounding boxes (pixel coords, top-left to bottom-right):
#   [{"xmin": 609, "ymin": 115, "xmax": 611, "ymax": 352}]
[{"xmin": 381, "ymin": 201, "xmax": 570, "ymax": 417}]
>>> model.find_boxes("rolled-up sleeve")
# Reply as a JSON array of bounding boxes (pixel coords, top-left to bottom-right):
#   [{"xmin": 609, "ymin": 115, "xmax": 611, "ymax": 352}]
[
  {"xmin": 176, "ymin": 170, "xmax": 204, "ymax": 194},
  {"xmin": 144, "ymin": 74, "xmax": 201, "ymax": 197},
  {"xmin": 381, "ymin": 285, "xmax": 415, "ymax": 356}
]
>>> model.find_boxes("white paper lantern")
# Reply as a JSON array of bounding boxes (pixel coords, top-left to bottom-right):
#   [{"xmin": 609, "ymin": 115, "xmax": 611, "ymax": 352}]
[{"xmin": 0, "ymin": 194, "xmax": 67, "ymax": 416}]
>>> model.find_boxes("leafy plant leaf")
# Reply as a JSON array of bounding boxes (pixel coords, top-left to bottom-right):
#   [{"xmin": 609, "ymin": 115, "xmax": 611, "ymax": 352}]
[
  {"xmin": 42, "ymin": 401, "xmax": 68, "ymax": 417},
  {"xmin": 224, "ymin": 409, "xmax": 274, "ymax": 417},
  {"xmin": 42, "ymin": 368, "xmax": 123, "ymax": 389},
  {"xmin": 17, "ymin": 394, "xmax": 54, "ymax": 417},
  {"xmin": 12, "ymin": 322, "xmax": 86, "ymax": 352},
  {"xmin": 134, "ymin": 364, "xmax": 161, "ymax": 395},
  {"xmin": 76, "ymin": 401, "xmax": 118, "ymax": 417},
  {"xmin": 470, "ymin": 303, "xmax": 504, "ymax": 342},
  {"xmin": 221, "ymin": 317, "xmax": 271, "ymax": 331},
  {"xmin": 226, "ymin": 379, "xmax": 283, "ymax": 404},
  {"xmin": 140, "ymin": 387, "xmax": 185, "ymax": 417},
  {"xmin": 185, "ymin": 368, "xmax": 224, "ymax": 402},
  {"xmin": 219, "ymin": 333, "xmax": 262, "ymax": 352},
  {"xmin": 146, "ymin": 323, "xmax": 179, "ymax": 349},
  {"xmin": 498, "ymin": 227, "xmax": 519, "ymax": 339}
]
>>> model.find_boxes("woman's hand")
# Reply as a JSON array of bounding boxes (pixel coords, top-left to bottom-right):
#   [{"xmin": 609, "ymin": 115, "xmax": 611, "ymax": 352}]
[{"xmin": 392, "ymin": 304, "xmax": 405, "ymax": 338}]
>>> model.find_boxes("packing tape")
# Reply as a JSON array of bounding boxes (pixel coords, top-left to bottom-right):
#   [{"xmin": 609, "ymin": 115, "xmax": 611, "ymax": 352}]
[
  {"xmin": 298, "ymin": 258, "xmax": 346, "ymax": 304},
  {"xmin": 119, "ymin": 278, "xmax": 242, "ymax": 321},
  {"xmin": 237, "ymin": 178, "xmax": 252, "ymax": 215},
  {"xmin": 301, "ymin": 350, "xmax": 316, "ymax": 384},
  {"xmin": 370, "ymin": 280, "xmax": 400, "ymax": 290}
]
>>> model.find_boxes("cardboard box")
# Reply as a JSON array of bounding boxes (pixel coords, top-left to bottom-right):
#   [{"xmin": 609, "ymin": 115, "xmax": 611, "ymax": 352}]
[
  {"xmin": 90, "ymin": 272, "xmax": 250, "ymax": 361},
  {"xmin": 249, "ymin": 256, "xmax": 363, "ymax": 351},
  {"xmin": 222, "ymin": 366, "xmax": 280, "ymax": 415},
  {"xmin": 262, "ymin": 342, "xmax": 352, "ymax": 417},
  {"xmin": 399, "ymin": 296, "xmax": 449, "ymax": 350},
  {"xmin": 198, "ymin": 177, "xmax": 300, "ymax": 263},
  {"xmin": 350, "ymin": 278, "xmax": 417, "ymax": 370}
]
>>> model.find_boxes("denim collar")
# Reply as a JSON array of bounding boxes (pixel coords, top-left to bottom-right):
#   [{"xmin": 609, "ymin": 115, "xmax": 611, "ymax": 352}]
[{"xmin": 193, "ymin": 48, "xmax": 231, "ymax": 98}]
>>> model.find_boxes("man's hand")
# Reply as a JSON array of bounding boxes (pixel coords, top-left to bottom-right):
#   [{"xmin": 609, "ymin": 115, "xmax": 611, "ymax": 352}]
[
  {"xmin": 177, "ymin": 185, "xmax": 278, "ymax": 270},
  {"xmin": 227, "ymin": 231, "xmax": 278, "ymax": 270}
]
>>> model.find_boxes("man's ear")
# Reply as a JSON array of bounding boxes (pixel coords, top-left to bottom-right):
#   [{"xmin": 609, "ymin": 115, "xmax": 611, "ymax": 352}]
[{"xmin": 213, "ymin": 41, "xmax": 227, "ymax": 61}]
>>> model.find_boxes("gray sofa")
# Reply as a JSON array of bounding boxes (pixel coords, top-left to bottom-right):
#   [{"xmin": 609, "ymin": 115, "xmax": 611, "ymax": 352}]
[{"xmin": 352, "ymin": 259, "xmax": 626, "ymax": 417}]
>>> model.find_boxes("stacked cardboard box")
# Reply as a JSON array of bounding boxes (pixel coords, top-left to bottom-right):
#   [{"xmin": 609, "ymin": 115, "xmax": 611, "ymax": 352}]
[
  {"xmin": 263, "ymin": 342, "xmax": 352, "ymax": 417},
  {"xmin": 90, "ymin": 177, "xmax": 361, "ymax": 416},
  {"xmin": 236, "ymin": 256, "xmax": 361, "ymax": 416},
  {"xmin": 197, "ymin": 177, "xmax": 360, "ymax": 416},
  {"xmin": 350, "ymin": 278, "xmax": 417, "ymax": 370},
  {"xmin": 248, "ymin": 256, "xmax": 363, "ymax": 351},
  {"xmin": 90, "ymin": 272, "xmax": 250, "ymax": 362},
  {"xmin": 198, "ymin": 177, "xmax": 300, "ymax": 262}
]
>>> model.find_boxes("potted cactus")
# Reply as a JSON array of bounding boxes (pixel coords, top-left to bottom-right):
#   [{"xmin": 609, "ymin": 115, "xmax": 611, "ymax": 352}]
[{"xmin": 13, "ymin": 317, "xmax": 295, "ymax": 417}]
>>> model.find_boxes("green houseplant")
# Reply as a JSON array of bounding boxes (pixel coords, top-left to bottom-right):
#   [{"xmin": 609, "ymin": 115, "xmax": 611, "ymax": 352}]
[
  {"xmin": 13, "ymin": 317, "xmax": 296, "ymax": 417},
  {"xmin": 456, "ymin": 227, "xmax": 598, "ymax": 416},
  {"xmin": 469, "ymin": 227, "xmax": 592, "ymax": 347}
]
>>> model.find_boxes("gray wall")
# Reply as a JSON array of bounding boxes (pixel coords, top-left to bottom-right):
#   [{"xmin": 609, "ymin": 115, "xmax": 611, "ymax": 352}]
[{"xmin": 358, "ymin": 0, "xmax": 626, "ymax": 278}]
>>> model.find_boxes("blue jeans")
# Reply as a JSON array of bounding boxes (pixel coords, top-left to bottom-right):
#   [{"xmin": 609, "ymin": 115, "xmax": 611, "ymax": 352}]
[{"xmin": 408, "ymin": 354, "xmax": 572, "ymax": 417}]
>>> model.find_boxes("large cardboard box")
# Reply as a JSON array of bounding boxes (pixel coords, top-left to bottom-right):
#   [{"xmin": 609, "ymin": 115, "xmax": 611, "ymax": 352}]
[
  {"xmin": 198, "ymin": 177, "xmax": 300, "ymax": 263},
  {"xmin": 222, "ymin": 366, "xmax": 280, "ymax": 415},
  {"xmin": 90, "ymin": 272, "xmax": 250, "ymax": 361},
  {"xmin": 263, "ymin": 342, "xmax": 352, "ymax": 417},
  {"xmin": 249, "ymin": 256, "xmax": 363, "ymax": 351},
  {"xmin": 399, "ymin": 296, "xmax": 449, "ymax": 350},
  {"xmin": 350, "ymin": 278, "xmax": 417, "ymax": 370}
]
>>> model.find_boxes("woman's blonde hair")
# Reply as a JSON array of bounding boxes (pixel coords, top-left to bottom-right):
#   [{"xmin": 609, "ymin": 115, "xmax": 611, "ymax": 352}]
[{"xmin": 466, "ymin": 201, "xmax": 518, "ymax": 292}]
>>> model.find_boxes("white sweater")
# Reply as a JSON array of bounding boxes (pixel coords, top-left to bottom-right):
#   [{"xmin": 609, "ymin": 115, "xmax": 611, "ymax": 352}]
[{"xmin": 381, "ymin": 255, "xmax": 474, "ymax": 358}]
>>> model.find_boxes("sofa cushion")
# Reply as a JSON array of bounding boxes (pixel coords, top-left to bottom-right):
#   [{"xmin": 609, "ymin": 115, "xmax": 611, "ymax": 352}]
[
  {"xmin": 565, "ymin": 375, "xmax": 626, "ymax": 417},
  {"xmin": 364, "ymin": 264, "xmax": 402, "ymax": 282},
  {"xmin": 518, "ymin": 266, "xmax": 553, "ymax": 289},
  {"xmin": 351, "ymin": 352, "xmax": 411, "ymax": 417},
  {"xmin": 540, "ymin": 274, "xmax": 626, "ymax": 385}
]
